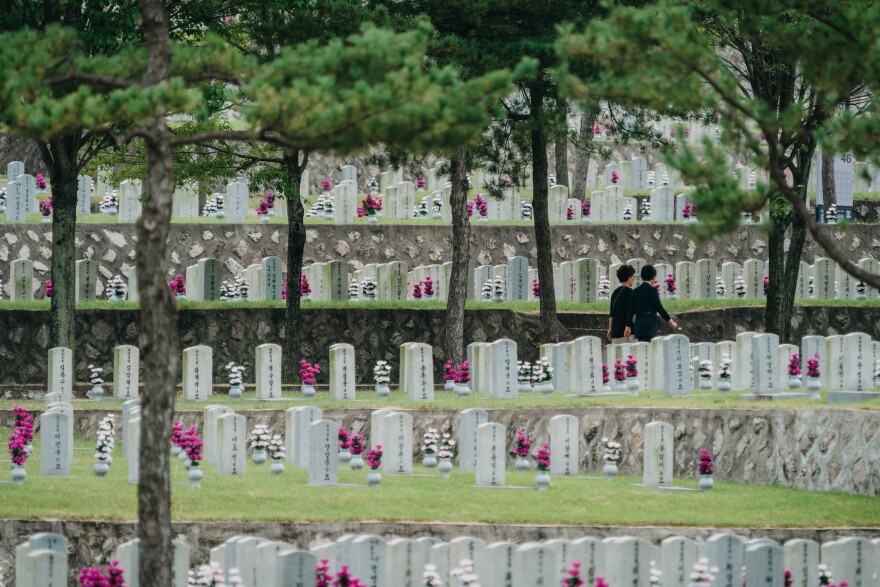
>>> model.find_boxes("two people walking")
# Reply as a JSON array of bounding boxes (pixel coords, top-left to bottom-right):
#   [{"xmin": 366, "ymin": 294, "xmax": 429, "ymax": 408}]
[{"xmin": 607, "ymin": 264, "xmax": 678, "ymax": 344}]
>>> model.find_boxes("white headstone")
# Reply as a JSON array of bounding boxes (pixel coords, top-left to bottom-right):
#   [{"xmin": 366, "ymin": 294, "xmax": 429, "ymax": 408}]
[
  {"xmin": 744, "ymin": 543, "xmax": 784, "ymax": 587},
  {"xmin": 76, "ymin": 175, "xmax": 93, "ymax": 216},
  {"xmin": 662, "ymin": 335, "xmax": 692, "ymax": 396},
  {"xmin": 74, "ymin": 259, "xmax": 98, "ymax": 302},
  {"xmin": 489, "ymin": 339, "xmax": 518, "ymax": 399},
  {"xmin": 383, "ymin": 411, "xmax": 414, "ymax": 475},
  {"xmin": 39, "ymin": 410, "xmax": 71, "ymax": 476},
  {"xmin": 308, "ymin": 420, "xmax": 338, "ymax": 485},
  {"xmin": 751, "ymin": 333, "xmax": 781, "ymax": 394},
  {"xmin": 783, "ymin": 539, "xmax": 819, "ymax": 587},
  {"xmin": 113, "ymin": 345, "xmax": 140, "ymax": 399},
  {"xmin": 661, "ymin": 537, "xmax": 698, "ymax": 587},
  {"xmin": 286, "ymin": 406, "xmax": 322, "ymax": 468},
  {"xmin": 217, "ymin": 413, "xmax": 247, "ymax": 475},
  {"xmin": 513, "ymin": 543, "xmax": 558, "ymax": 587},
  {"xmin": 118, "ymin": 179, "xmax": 143, "ymax": 222},
  {"xmin": 549, "ymin": 415, "xmax": 579, "ymax": 476},
  {"xmin": 10, "ymin": 259, "xmax": 34, "ymax": 300},
  {"xmin": 707, "ymin": 533, "xmax": 745, "ymax": 587},
  {"xmin": 476, "ymin": 422, "xmax": 506, "ymax": 487},
  {"xmin": 226, "ymin": 181, "xmax": 249, "ymax": 223},
  {"xmin": 842, "ymin": 332, "xmax": 872, "ymax": 392},
  {"xmin": 182, "ymin": 345, "xmax": 213, "ymax": 400},
  {"xmin": 198, "ymin": 257, "xmax": 222, "ymax": 301},
  {"xmin": 458, "ymin": 408, "xmax": 488, "ymax": 472},
  {"xmin": 5, "ymin": 179, "xmax": 27, "ymax": 222},
  {"xmin": 47, "ymin": 346, "xmax": 73, "ymax": 401},
  {"xmin": 255, "ymin": 343, "xmax": 282, "ymax": 400},
  {"xmin": 329, "ymin": 343, "xmax": 356, "ymax": 400},
  {"xmin": 127, "ymin": 416, "xmax": 140, "ymax": 483},
  {"xmin": 643, "ymin": 421, "xmax": 673, "ymax": 486}
]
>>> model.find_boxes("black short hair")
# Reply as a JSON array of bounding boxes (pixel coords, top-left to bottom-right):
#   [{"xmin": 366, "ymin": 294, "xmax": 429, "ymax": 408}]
[
  {"xmin": 641, "ymin": 264, "xmax": 657, "ymax": 281},
  {"xmin": 616, "ymin": 264, "xmax": 636, "ymax": 283}
]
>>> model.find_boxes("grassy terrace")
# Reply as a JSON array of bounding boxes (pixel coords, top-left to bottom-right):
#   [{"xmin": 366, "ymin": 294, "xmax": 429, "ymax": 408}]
[
  {"xmin": 2, "ymin": 429, "xmax": 878, "ymax": 527},
  {"xmin": 3, "ymin": 387, "xmax": 880, "ymax": 413},
  {"xmin": 2, "ymin": 298, "xmax": 879, "ymax": 312}
]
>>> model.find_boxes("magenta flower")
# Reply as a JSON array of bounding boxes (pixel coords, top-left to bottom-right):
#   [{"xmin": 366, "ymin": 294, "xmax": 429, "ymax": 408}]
[
  {"xmin": 807, "ymin": 353, "xmax": 821, "ymax": 378},
  {"xmin": 417, "ymin": 177, "xmax": 426, "ymax": 188},
  {"xmin": 79, "ymin": 561, "xmax": 126, "ymax": 587},
  {"xmin": 300, "ymin": 274, "xmax": 311, "ymax": 295},
  {"xmin": 665, "ymin": 274, "xmax": 677, "ymax": 293},
  {"xmin": 532, "ymin": 279, "xmax": 540, "ymax": 298},
  {"xmin": 443, "ymin": 360, "xmax": 456, "ymax": 381},
  {"xmin": 698, "ymin": 448, "xmax": 714, "ymax": 475},
  {"xmin": 563, "ymin": 562, "xmax": 584, "ymax": 587},
  {"xmin": 567, "ymin": 205, "xmax": 574, "ymax": 220},
  {"xmin": 611, "ymin": 170, "xmax": 619, "ymax": 184},
  {"xmin": 533, "ymin": 443, "xmax": 551, "ymax": 472},
  {"xmin": 625, "ymin": 355, "xmax": 638, "ymax": 378},
  {"xmin": 422, "ymin": 276, "xmax": 434, "ymax": 297},
  {"xmin": 412, "ymin": 283, "xmax": 422, "ymax": 299},
  {"xmin": 788, "ymin": 353, "xmax": 802, "ymax": 377},
  {"xmin": 45, "ymin": 279, "xmax": 53, "ymax": 298},
  {"xmin": 581, "ymin": 199, "xmax": 591, "ymax": 217},
  {"xmin": 168, "ymin": 274, "xmax": 186, "ymax": 295},
  {"xmin": 513, "ymin": 429, "xmax": 532, "ymax": 458},
  {"xmin": 366, "ymin": 445, "xmax": 383, "ymax": 470},
  {"xmin": 338, "ymin": 427, "xmax": 351, "ymax": 450},
  {"xmin": 299, "ymin": 360, "xmax": 320, "ymax": 385},
  {"xmin": 349, "ymin": 431, "xmax": 366, "ymax": 455},
  {"xmin": 454, "ymin": 360, "xmax": 471, "ymax": 383},
  {"xmin": 613, "ymin": 359, "xmax": 626, "ymax": 382}
]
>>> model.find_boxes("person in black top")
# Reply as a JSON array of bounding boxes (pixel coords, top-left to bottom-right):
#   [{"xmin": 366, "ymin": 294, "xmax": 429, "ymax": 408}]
[
  {"xmin": 625, "ymin": 264, "xmax": 678, "ymax": 342},
  {"xmin": 607, "ymin": 264, "xmax": 636, "ymax": 343}
]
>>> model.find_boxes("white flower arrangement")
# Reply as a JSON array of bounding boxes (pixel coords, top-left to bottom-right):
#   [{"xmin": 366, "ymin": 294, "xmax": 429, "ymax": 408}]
[
  {"xmin": 517, "ymin": 361, "xmax": 532, "ymax": 383},
  {"xmin": 438, "ymin": 433, "xmax": 456, "ymax": 459},
  {"xmin": 423, "ymin": 563, "xmax": 443, "ymax": 587},
  {"xmin": 733, "ymin": 276, "xmax": 746, "ymax": 297},
  {"xmin": 718, "ymin": 355, "xmax": 732, "ymax": 380},
  {"xmin": 715, "ymin": 277, "xmax": 725, "ymax": 296},
  {"xmin": 450, "ymin": 559, "xmax": 480, "ymax": 587},
  {"xmin": 623, "ymin": 205, "xmax": 633, "ymax": 221},
  {"xmin": 421, "ymin": 428, "xmax": 440, "ymax": 455},
  {"xmin": 268, "ymin": 434, "xmax": 285, "ymax": 460},
  {"xmin": 432, "ymin": 196, "xmax": 443, "ymax": 212},
  {"xmin": 323, "ymin": 196, "xmax": 334, "ymax": 214},
  {"xmin": 649, "ymin": 561, "xmax": 662, "ymax": 586},
  {"xmin": 874, "ymin": 359, "xmax": 880, "ymax": 379},
  {"xmin": 248, "ymin": 424, "xmax": 271, "ymax": 452},
  {"xmin": 520, "ymin": 200, "xmax": 533, "ymax": 220},
  {"xmin": 688, "ymin": 558, "xmax": 718, "ymax": 586},
  {"xmin": 531, "ymin": 357, "xmax": 553, "ymax": 383},
  {"xmin": 361, "ymin": 278, "xmax": 377, "ymax": 299},
  {"xmin": 598, "ymin": 277, "xmax": 611, "ymax": 298},
  {"xmin": 88, "ymin": 364, "xmax": 104, "ymax": 385},
  {"xmin": 492, "ymin": 276, "xmax": 505, "ymax": 297},
  {"xmin": 818, "ymin": 564, "xmax": 832, "ymax": 584},
  {"xmin": 348, "ymin": 279, "xmax": 359, "ymax": 299},
  {"xmin": 105, "ymin": 275, "xmax": 127, "ymax": 299},
  {"xmin": 373, "ymin": 360, "xmax": 391, "ymax": 384},
  {"xmin": 187, "ymin": 562, "xmax": 243, "ymax": 587},
  {"xmin": 99, "ymin": 192, "xmax": 118, "ymax": 213},
  {"xmin": 95, "ymin": 414, "xmax": 115, "ymax": 461},
  {"xmin": 481, "ymin": 279, "xmax": 493, "ymax": 300},
  {"xmin": 234, "ymin": 276, "xmax": 249, "ymax": 299},
  {"xmin": 698, "ymin": 360, "xmax": 713, "ymax": 379},
  {"xmin": 601, "ymin": 437, "xmax": 621, "ymax": 463},
  {"xmin": 224, "ymin": 362, "xmax": 245, "ymax": 386}
]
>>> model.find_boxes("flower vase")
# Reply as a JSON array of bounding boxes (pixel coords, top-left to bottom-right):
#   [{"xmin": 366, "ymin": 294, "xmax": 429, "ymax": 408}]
[
  {"xmin": 105, "ymin": 206, "xmax": 118, "ymax": 215},
  {"xmin": 301, "ymin": 384, "xmax": 316, "ymax": 398},
  {"xmin": 252, "ymin": 449, "xmax": 268, "ymax": 465},
  {"xmin": 603, "ymin": 461, "xmax": 618, "ymax": 480},
  {"xmin": 581, "ymin": 215, "xmax": 590, "ymax": 223},
  {"xmin": 493, "ymin": 293, "xmax": 503, "ymax": 303},
  {"xmin": 444, "ymin": 380, "xmax": 455, "ymax": 392},
  {"xmin": 178, "ymin": 450, "xmax": 189, "ymax": 462},
  {"xmin": 215, "ymin": 210, "xmax": 225, "ymax": 219},
  {"xmin": 717, "ymin": 379, "xmax": 731, "ymax": 393},
  {"xmin": 368, "ymin": 215, "xmax": 377, "ymax": 224},
  {"xmin": 535, "ymin": 471, "xmax": 550, "ymax": 491},
  {"xmin": 184, "ymin": 459, "xmax": 191, "ymax": 470},
  {"xmin": 94, "ymin": 459, "xmax": 110, "ymax": 477},
  {"xmin": 338, "ymin": 449, "xmax": 352, "ymax": 465},
  {"xmin": 176, "ymin": 293, "xmax": 185, "ymax": 300},
  {"xmin": 454, "ymin": 383, "xmax": 471, "ymax": 396},
  {"xmin": 699, "ymin": 474, "xmax": 714, "ymax": 491},
  {"xmin": 602, "ymin": 384, "xmax": 611, "ymax": 393},
  {"xmin": 301, "ymin": 294, "xmax": 311, "ymax": 302},
  {"xmin": 90, "ymin": 384, "xmax": 104, "ymax": 400},
  {"xmin": 228, "ymin": 384, "xmax": 243, "ymax": 400},
  {"xmin": 533, "ymin": 381, "xmax": 553, "ymax": 396},
  {"xmin": 423, "ymin": 455, "xmax": 438, "ymax": 469},
  {"xmin": 478, "ymin": 216, "xmax": 488, "ymax": 223},
  {"xmin": 188, "ymin": 464, "xmax": 203, "ymax": 488},
  {"xmin": 626, "ymin": 378, "xmax": 640, "ymax": 395},
  {"xmin": 171, "ymin": 444, "xmax": 181, "ymax": 458},
  {"xmin": 806, "ymin": 378, "xmax": 821, "ymax": 398},
  {"xmin": 270, "ymin": 458, "xmax": 285, "ymax": 475},
  {"xmin": 699, "ymin": 377, "xmax": 712, "ymax": 390},
  {"xmin": 367, "ymin": 469, "xmax": 381, "ymax": 487},
  {"xmin": 350, "ymin": 455, "xmax": 364, "ymax": 471},
  {"xmin": 432, "ymin": 211, "xmax": 441, "ymax": 220},
  {"xmin": 518, "ymin": 382, "xmax": 532, "ymax": 393},
  {"xmin": 856, "ymin": 292, "xmax": 866, "ymax": 300},
  {"xmin": 11, "ymin": 463, "xmax": 26, "ymax": 485},
  {"xmin": 669, "ymin": 292, "xmax": 678, "ymax": 300},
  {"xmin": 325, "ymin": 211, "xmax": 333, "ymax": 220},
  {"xmin": 269, "ymin": 209, "xmax": 276, "ymax": 217},
  {"xmin": 375, "ymin": 384, "xmax": 390, "ymax": 399},
  {"xmin": 438, "ymin": 458, "xmax": 453, "ymax": 479},
  {"xmin": 41, "ymin": 216, "xmax": 51, "ymax": 224},
  {"xmin": 260, "ymin": 215, "xmax": 269, "ymax": 224},
  {"xmin": 515, "ymin": 456, "xmax": 530, "ymax": 471},
  {"xmin": 614, "ymin": 380, "xmax": 627, "ymax": 392},
  {"xmin": 788, "ymin": 377, "xmax": 801, "ymax": 390}
]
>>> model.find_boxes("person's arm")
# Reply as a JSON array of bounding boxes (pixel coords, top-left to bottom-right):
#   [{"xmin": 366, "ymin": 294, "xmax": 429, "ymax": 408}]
[
  {"xmin": 650, "ymin": 285, "xmax": 677, "ymax": 329},
  {"xmin": 625, "ymin": 288, "xmax": 637, "ymax": 329},
  {"xmin": 607, "ymin": 317, "xmax": 613, "ymax": 341}
]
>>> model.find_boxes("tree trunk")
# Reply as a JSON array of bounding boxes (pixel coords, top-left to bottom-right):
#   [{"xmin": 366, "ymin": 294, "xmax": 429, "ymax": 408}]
[
  {"xmin": 571, "ymin": 110, "xmax": 594, "ymax": 200},
  {"xmin": 282, "ymin": 149, "xmax": 308, "ymax": 383},
  {"xmin": 821, "ymin": 151, "xmax": 836, "ymax": 211},
  {"xmin": 554, "ymin": 99, "xmax": 569, "ymax": 187},
  {"xmin": 443, "ymin": 148, "xmax": 470, "ymax": 364},
  {"xmin": 138, "ymin": 0, "xmax": 177, "ymax": 586},
  {"xmin": 531, "ymin": 83, "xmax": 566, "ymax": 341},
  {"xmin": 40, "ymin": 138, "xmax": 79, "ymax": 350}
]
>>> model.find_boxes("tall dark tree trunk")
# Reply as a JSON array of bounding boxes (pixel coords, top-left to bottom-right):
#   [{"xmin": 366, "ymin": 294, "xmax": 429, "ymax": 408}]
[
  {"xmin": 554, "ymin": 98, "xmax": 569, "ymax": 187},
  {"xmin": 443, "ymin": 148, "xmax": 470, "ymax": 364},
  {"xmin": 39, "ymin": 137, "xmax": 80, "ymax": 350},
  {"xmin": 571, "ymin": 110, "xmax": 594, "ymax": 200},
  {"xmin": 821, "ymin": 151, "xmax": 836, "ymax": 211},
  {"xmin": 766, "ymin": 161, "xmax": 810, "ymax": 343},
  {"xmin": 530, "ymin": 83, "xmax": 566, "ymax": 341},
  {"xmin": 138, "ymin": 1, "xmax": 177, "ymax": 586},
  {"xmin": 282, "ymin": 149, "xmax": 308, "ymax": 383}
]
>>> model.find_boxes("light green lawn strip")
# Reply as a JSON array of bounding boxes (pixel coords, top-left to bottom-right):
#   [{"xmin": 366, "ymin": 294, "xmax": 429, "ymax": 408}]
[{"xmin": 2, "ymin": 431, "xmax": 878, "ymax": 527}]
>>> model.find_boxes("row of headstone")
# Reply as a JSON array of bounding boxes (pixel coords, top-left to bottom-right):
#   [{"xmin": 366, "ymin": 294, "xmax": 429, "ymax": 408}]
[
  {"xmin": 467, "ymin": 339, "xmax": 518, "ymax": 398},
  {"xmin": 405, "ymin": 262, "xmax": 453, "ymax": 301},
  {"xmin": 15, "ymin": 529, "xmax": 880, "ymax": 587}
]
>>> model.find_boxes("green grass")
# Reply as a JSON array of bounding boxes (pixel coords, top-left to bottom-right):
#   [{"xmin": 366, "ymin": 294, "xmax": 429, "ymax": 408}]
[
  {"xmin": 5, "ymin": 386, "xmax": 880, "ymax": 413},
  {"xmin": 1, "ymin": 430, "xmax": 878, "ymax": 527},
  {"xmin": 2, "ymin": 298, "xmax": 880, "ymax": 313}
]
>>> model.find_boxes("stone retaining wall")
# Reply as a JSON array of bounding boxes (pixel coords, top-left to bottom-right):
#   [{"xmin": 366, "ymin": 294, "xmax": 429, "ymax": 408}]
[
  {"xmin": 2, "ymin": 223, "xmax": 878, "ymax": 288},
  {"xmin": 3, "ymin": 405, "xmax": 879, "ymax": 497},
  {"xmin": 2, "ymin": 306, "xmax": 879, "ymax": 385}
]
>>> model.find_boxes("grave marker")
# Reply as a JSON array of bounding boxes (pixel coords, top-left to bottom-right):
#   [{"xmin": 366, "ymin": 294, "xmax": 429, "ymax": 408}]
[
  {"xmin": 256, "ymin": 343, "xmax": 282, "ymax": 400},
  {"xmin": 287, "ymin": 406, "xmax": 322, "ymax": 468},
  {"xmin": 308, "ymin": 419, "xmax": 338, "ymax": 485},
  {"xmin": 549, "ymin": 415, "xmax": 579, "ymax": 476},
  {"xmin": 643, "ymin": 421, "xmax": 673, "ymax": 486},
  {"xmin": 383, "ymin": 412, "xmax": 414, "ymax": 475},
  {"xmin": 458, "ymin": 408, "xmax": 488, "ymax": 471},
  {"xmin": 75, "ymin": 259, "xmax": 98, "ymax": 302},
  {"xmin": 47, "ymin": 346, "xmax": 73, "ymax": 401},
  {"xmin": 182, "ymin": 345, "xmax": 213, "ymax": 400},
  {"xmin": 39, "ymin": 410, "xmax": 71, "ymax": 476},
  {"xmin": 329, "ymin": 343, "xmax": 356, "ymax": 400},
  {"xmin": 113, "ymin": 345, "xmax": 140, "ymax": 399},
  {"xmin": 217, "ymin": 413, "xmax": 247, "ymax": 475},
  {"xmin": 476, "ymin": 422, "xmax": 506, "ymax": 487}
]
